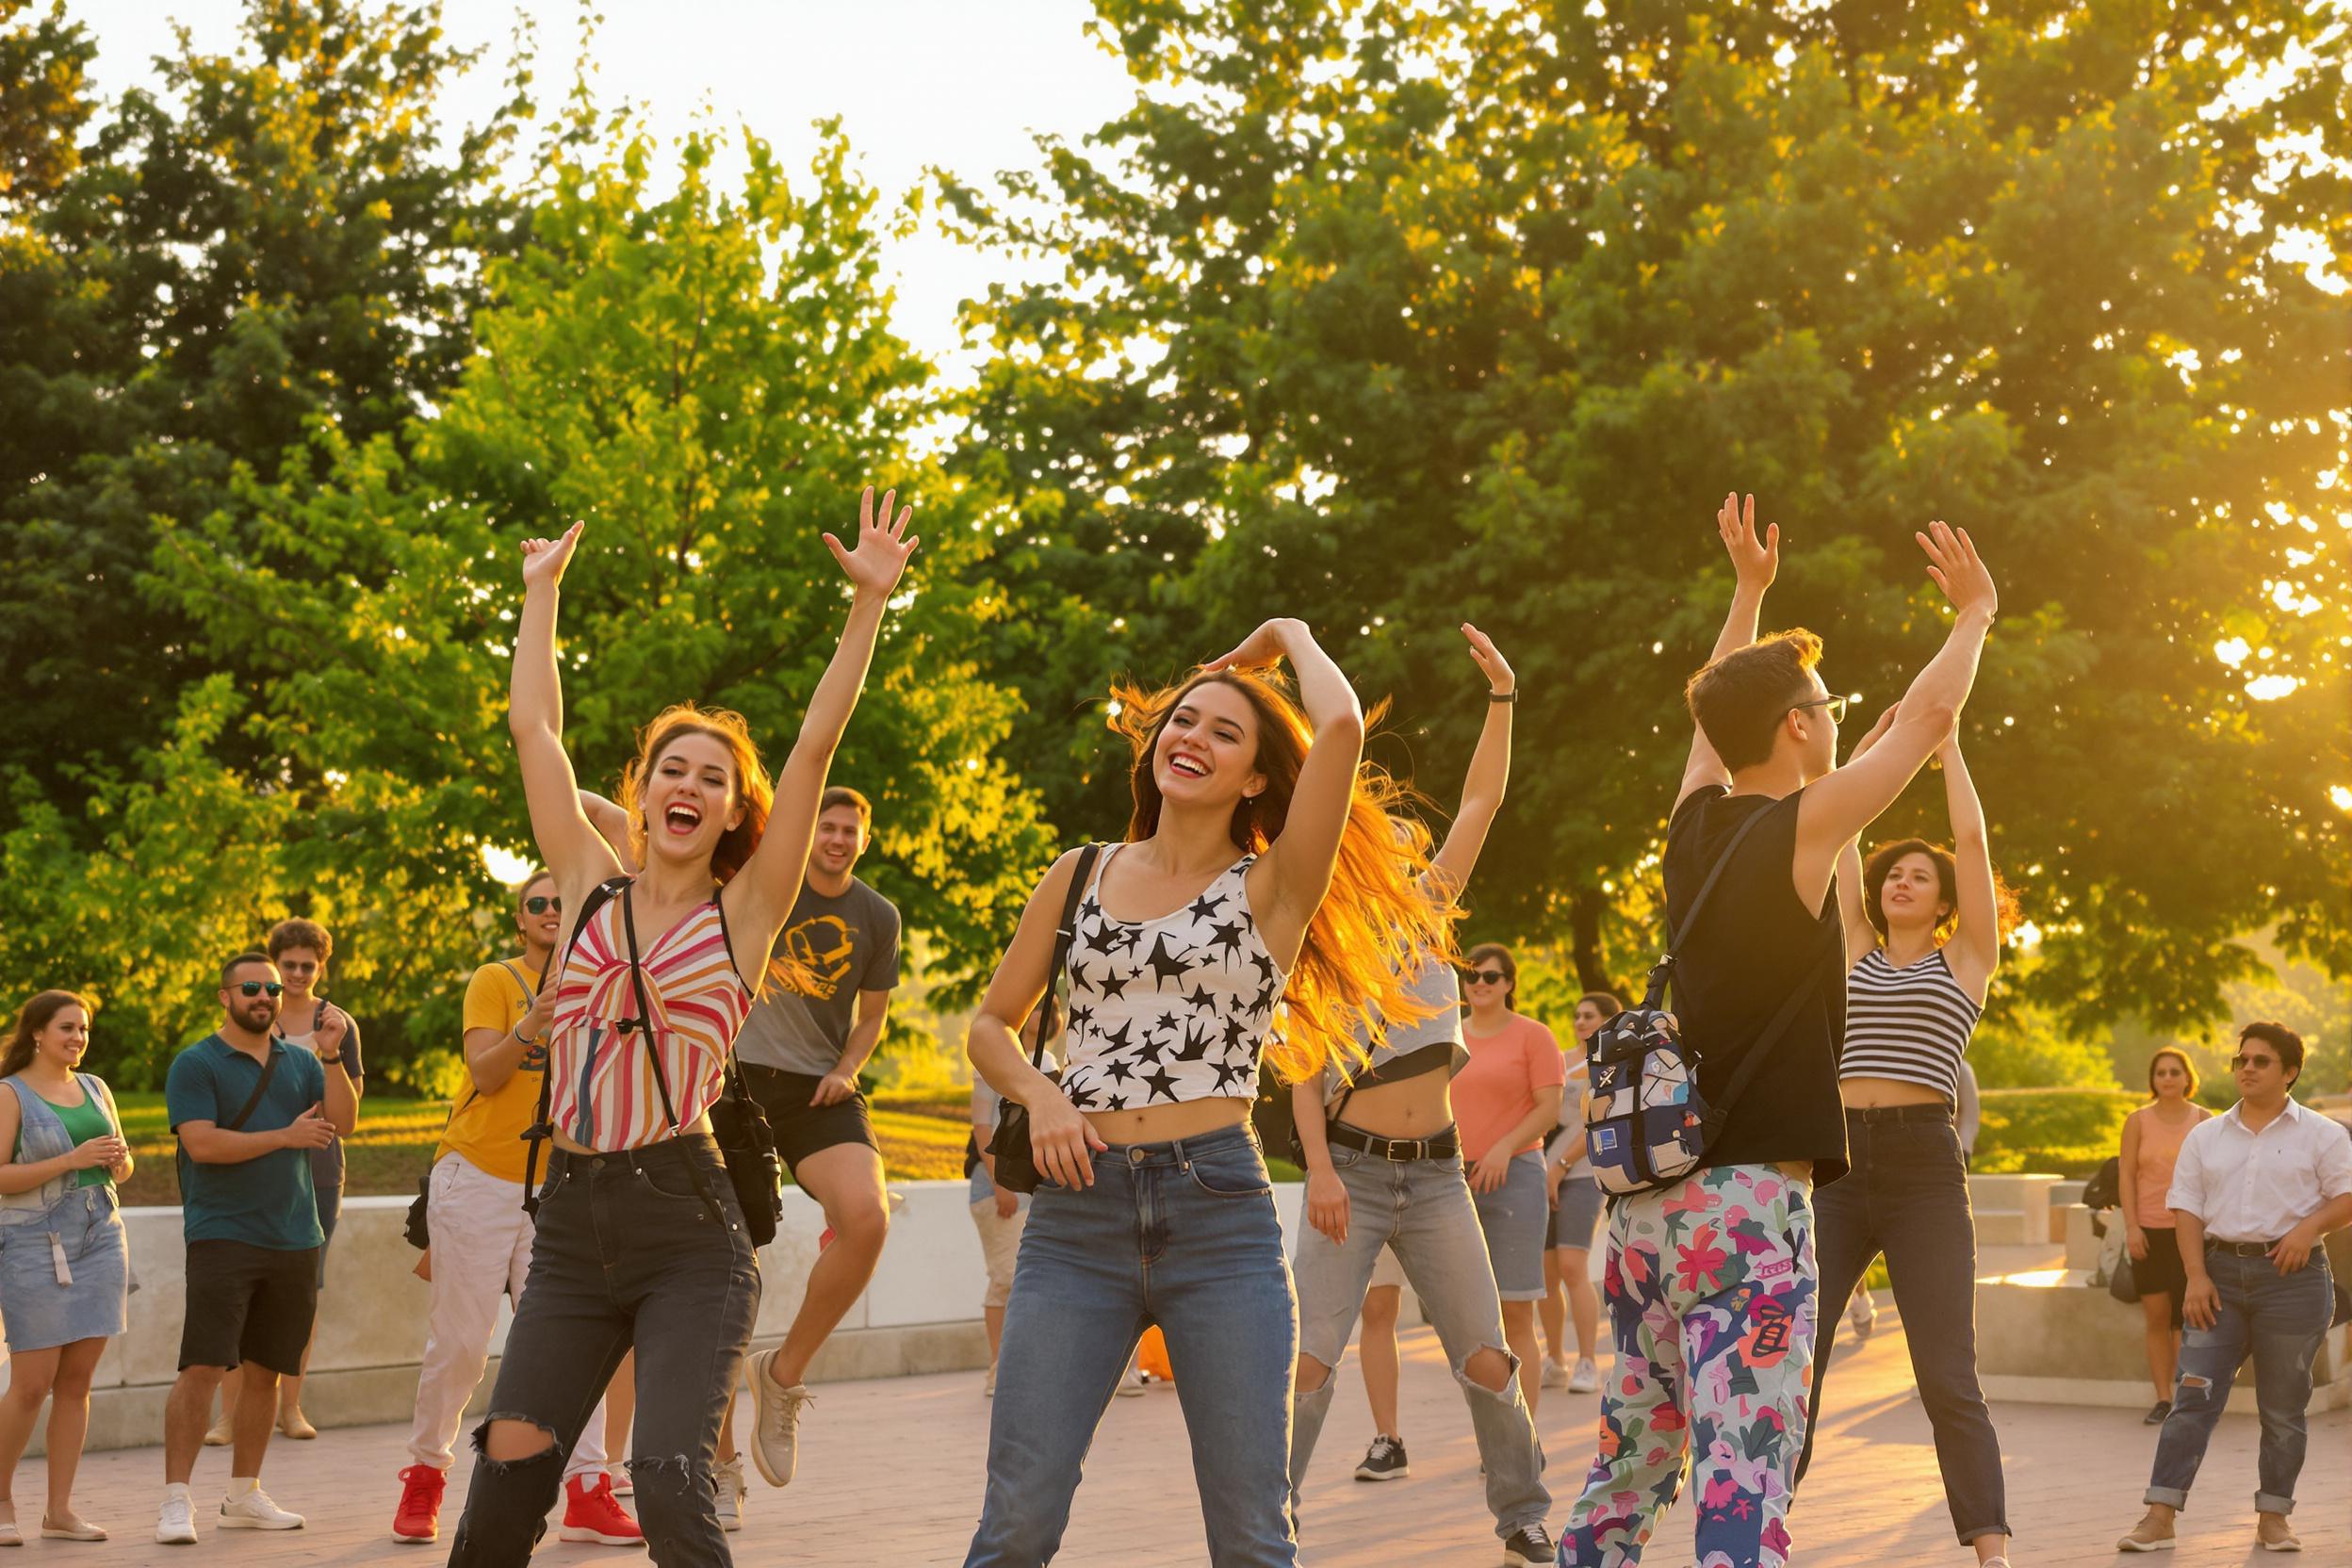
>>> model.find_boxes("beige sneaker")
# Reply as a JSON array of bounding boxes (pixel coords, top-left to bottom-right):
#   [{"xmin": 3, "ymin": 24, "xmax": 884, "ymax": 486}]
[
  {"xmin": 2256, "ymin": 1512, "xmax": 2301, "ymax": 1552},
  {"xmin": 743, "ymin": 1349, "xmax": 812, "ymax": 1488},
  {"xmin": 2116, "ymin": 1509, "xmax": 2176, "ymax": 1552},
  {"xmin": 711, "ymin": 1457, "xmax": 745, "ymax": 1533}
]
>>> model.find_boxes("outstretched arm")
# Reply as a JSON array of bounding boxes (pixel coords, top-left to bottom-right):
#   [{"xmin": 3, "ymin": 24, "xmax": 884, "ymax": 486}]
[
  {"xmin": 510, "ymin": 523, "xmax": 623, "ymax": 906},
  {"xmin": 1676, "ymin": 492, "xmax": 1778, "ymax": 811},
  {"xmin": 1427, "ymin": 624, "xmax": 1514, "ymax": 901},
  {"xmin": 727, "ymin": 488, "xmax": 919, "ymax": 961},
  {"xmin": 1834, "ymin": 706, "xmax": 1899, "ymax": 970},
  {"xmin": 1207, "ymin": 618, "xmax": 1366, "ymax": 969},
  {"xmin": 1937, "ymin": 738, "xmax": 2001, "ymax": 1003},
  {"xmin": 579, "ymin": 791, "xmax": 642, "ymax": 874},
  {"xmin": 1794, "ymin": 522, "xmax": 1998, "ymax": 905}
]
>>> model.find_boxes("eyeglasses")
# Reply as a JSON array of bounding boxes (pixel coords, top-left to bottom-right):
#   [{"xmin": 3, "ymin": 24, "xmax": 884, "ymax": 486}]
[
  {"xmin": 2230, "ymin": 1053, "xmax": 2278, "ymax": 1071},
  {"xmin": 524, "ymin": 896, "xmax": 563, "ymax": 915},
  {"xmin": 234, "ymin": 982, "xmax": 285, "ymax": 998},
  {"xmin": 1467, "ymin": 970, "xmax": 1508, "ymax": 986},
  {"xmin": 1788, "ymin": 695, "xmax": 1849, "ymax": 726}
]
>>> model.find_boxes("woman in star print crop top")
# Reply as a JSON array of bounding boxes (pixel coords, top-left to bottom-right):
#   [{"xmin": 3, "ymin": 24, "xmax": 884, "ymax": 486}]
[{"xmin": 962, "ymin": 618, "xmax": 1452, "ymax": 1568}]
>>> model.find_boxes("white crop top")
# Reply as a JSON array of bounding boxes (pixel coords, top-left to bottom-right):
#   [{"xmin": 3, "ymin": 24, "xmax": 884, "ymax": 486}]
[{"xmin": 1057, "ymin": 847, "xmax": 1287, "ymax": 1112}]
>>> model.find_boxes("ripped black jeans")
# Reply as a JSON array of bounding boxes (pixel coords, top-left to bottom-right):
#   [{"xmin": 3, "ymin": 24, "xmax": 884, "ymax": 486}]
[{"xmin": 447, "ymin": 1135, "xmax": 760, "ymax": 1567}]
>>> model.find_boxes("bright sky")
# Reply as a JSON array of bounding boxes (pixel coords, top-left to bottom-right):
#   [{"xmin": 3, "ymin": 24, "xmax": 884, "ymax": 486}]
[{"xmin": 66, "ymin": 0, "xmax": 1137, "ymax": 368}]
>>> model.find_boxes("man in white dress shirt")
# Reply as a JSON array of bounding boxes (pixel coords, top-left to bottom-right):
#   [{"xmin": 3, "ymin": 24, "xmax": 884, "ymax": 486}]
[{"xmin": 2117, "ymin": 1021, "xmax": 2352, "ymax": 1555}]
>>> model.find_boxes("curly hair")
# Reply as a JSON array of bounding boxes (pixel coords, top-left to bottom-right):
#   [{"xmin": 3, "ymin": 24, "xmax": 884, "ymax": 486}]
[
  {"xmin": 1110, "ymin": 668, "xmax": 1456, "ymax": 1086},
  {"xmin": 617, "ymin": 704, "xmax": 775, "ymax": 888}
]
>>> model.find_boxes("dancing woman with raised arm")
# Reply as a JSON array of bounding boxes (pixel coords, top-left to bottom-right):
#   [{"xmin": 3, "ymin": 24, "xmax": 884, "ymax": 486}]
[
  {"xmin": 1285, "ymin": 627, "xmax": 1556, "ymax": 1566},
  {"xmin": 445, "ymin": 490, "xmax": 916, "ymax": 1568},
  {"xmin": 1796, "ymin": 728, "xmax": 2013, "ymax": 1565},
  {"xmin": 963, "ymin": 619, "xmax": 1446, "ymax": 1568}
]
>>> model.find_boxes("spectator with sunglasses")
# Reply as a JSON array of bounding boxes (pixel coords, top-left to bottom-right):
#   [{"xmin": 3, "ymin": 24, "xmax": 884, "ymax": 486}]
[
  {"xmin": 387, "ymin": 870, "xmax": 640, "ymax": 1547},
  {"xmin": 155, "ymin": 952, "xmax": 355, "ymax": 1543},
  {"xmin": 2117, "ymin": 1021, "xmax": 2352, "ymax": 1555}
]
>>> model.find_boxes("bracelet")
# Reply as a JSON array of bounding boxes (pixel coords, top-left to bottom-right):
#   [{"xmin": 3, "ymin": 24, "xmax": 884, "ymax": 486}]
[
  {"xmin": 1487, "ymin": 690, "xmax": 1517, "ymax": 704},
  {"xmin": 318, "ymin": 1054, "xmax": 343, "ymax": 1065}
]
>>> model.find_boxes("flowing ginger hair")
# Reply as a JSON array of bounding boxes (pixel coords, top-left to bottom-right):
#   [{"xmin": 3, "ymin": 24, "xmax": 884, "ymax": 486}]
[
  {"xmin": 1111, "ymin": 668, "xmax": 1458, "ymax": 1086},
  {"xmin": 616, "ymin": 704, "xmax": 775, "ymax": 889}
]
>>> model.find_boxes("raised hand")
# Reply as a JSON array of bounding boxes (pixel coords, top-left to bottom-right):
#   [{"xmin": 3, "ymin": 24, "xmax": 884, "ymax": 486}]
[
  {"xmin": 1718, "ymin": 492, "xmax": 1779, "ymax": 594},
  {"xmin": 1918, "ymin": 520, "xmax": 1996, "ymax": 620},
  {"xmin": 315, "ymin": 1004, "xmax": 351, "ymax": 1060},
  {"xmin": 520, "ymin": 521, "xmax": 584, "ymax": 591},
  {"xmin": 1461, "ymin": 622, "xmax": 1514, "ymax": 695},
  {"xmin": 825, "ymin": 485, "xmax": 920, "ymax": 597},
  {"xmin": 1201, "ymin": 617, "xmax": 1305, "ymax": 673}
]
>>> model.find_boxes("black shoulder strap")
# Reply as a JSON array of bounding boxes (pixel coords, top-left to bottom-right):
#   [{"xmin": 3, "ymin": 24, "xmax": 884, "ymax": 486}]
[
  {"xmin": 222, "ymin": 1046, "xmax": 285, "ymax": 1133},
  {"xmin": 1643, "ymin": 800, "xmax": 1776, "ymax": 1008},
  {"xmin": 1031, "ymin": 843, "xmax": 1105, "ymax": 1071},
  {"xmin": 618, "ymin": 880, "xmax": 684, "ymax": 1136},
  {"xmin": 521, "ymin": 874, "xmax": 630, "ymax": 1215}
]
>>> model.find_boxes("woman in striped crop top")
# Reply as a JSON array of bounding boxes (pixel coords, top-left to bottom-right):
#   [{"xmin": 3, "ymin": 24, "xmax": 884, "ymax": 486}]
[
  {"xmin": 1798, "ymin": 727, "xmax": 2015, "ymax": 1567},
  {"xmin": 446, "ymin": 489, "xmax": 916, "ymax": 1568},
  {"xmin": 964, "ymin": 618, "xmax": 1450, "ymax": 1568}
]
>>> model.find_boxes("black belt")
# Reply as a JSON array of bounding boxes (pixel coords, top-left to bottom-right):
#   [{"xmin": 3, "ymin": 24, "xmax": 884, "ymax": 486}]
[
  {"xmin": 2205, "ymin": 1237, "xmax": 2283, "ymax": 1257},
  {"xmin": 1325, "ymin": 1120, "xmax": 1460, "ymax": 1162}
]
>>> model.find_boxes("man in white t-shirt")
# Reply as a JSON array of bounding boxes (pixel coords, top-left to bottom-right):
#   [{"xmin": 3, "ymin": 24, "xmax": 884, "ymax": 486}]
[{"xmin": 2117, "ymin": 1021, "xmax": 2352, "ymax": 1555}]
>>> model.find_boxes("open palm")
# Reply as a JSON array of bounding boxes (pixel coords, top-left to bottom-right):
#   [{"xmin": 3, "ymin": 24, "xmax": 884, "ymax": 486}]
[
  {"xmin": 1717, "ymin": 491, "xmax": 1778, "ymax": 593},
  {"xmin": 825, "ymin": 485, "xmax": 920, "ymax": 596}
]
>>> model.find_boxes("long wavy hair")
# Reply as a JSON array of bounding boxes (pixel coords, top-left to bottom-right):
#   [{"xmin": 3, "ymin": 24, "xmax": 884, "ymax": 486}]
[
  {"xmin": 617, "ymin": 704, "xmax": 775, "ymax": 888},
  {"xmin": 4, "ymin": 990, "xmax": 92, "ymax": 1081},
  {"xmin": 1111, "ymin": 668, "xmax": 1456, "ymax": 1086}
]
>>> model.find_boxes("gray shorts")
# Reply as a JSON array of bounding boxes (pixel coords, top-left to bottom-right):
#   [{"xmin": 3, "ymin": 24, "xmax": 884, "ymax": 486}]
[
  {"xmin": 1471, "ymin": 1151, "xmax": 1550, "ymax": 1301},
  {"xmin": 1551, "ymin": 1175, "xmax": 1605, "ymax": 1252}
]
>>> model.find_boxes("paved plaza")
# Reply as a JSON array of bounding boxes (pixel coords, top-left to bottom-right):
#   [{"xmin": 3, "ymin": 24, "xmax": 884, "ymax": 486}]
[{"xmin": 35, "ymin": 1302, "xmax": 2348, "ymax": 1566}]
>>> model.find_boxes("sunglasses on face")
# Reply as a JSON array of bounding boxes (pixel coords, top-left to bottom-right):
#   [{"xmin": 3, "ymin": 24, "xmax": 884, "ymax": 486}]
[
  {"xmin": 1788, "ymin": 694, "xmax": 1849, "ymax": 726},
  {"xmin": 2230, "ymin": 1054, "xmax": 2278, "ymax": 1071},
  {"xmin": 524, "ymin": 896, "xmax": 563, "ymax": 915},
  {"xmin": 234, "ymin": 982, "xmax": 284, "ymax": 998},
  {"xmin": 1467, "ymin": 970, "xmax": 1508, "ymax": 986}
]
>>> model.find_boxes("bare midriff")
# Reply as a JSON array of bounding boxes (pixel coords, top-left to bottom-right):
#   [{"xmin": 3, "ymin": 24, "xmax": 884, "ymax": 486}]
[
  {"xmin": 1086, "ymin": 1096, "xmax": 1251, "ymax": 1146},
  {"xmin": 1328, "ymin": 1070, "xmax": 1454, "ymax": 1138},
  {"xmin": 550, "ymin": 1110, "xmax": 713, "ymax": 1157},
  {"xmin": 1838, "ymin": 1074, "xmax": 1949, "ymax": 1110}
]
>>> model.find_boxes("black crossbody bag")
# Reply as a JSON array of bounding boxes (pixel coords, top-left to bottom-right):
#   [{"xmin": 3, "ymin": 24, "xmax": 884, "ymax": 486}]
[
  {"xmin": 176, "ymin": 1046, "xmax": 285, "ymax": 1194},
  {"xmin": 988, "ymin": 842, "xmax": 1103, "ymax": 1196}
]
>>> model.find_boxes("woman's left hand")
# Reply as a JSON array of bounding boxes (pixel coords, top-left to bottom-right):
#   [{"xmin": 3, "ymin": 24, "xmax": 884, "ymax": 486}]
[
  {"xmin": 1469, "ymin": 1149, "xmax": 1512, "ymax": 1194},
  {"xmin": 1201, "ymin": 617, "xmax": 1304, "ymax": 673},
  {"xmin": 825, "ymin": 485, "xmax": 920, "ymax": 597},
  {"xmin": 1462, "ymin": 622, "xmax": 1513, "ymax": 695}
]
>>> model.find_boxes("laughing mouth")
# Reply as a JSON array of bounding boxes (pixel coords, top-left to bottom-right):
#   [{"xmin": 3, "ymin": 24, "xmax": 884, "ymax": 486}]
[
  {"xmin": 663, "ymin": 804, "xmax": 703, "ymax": 835},
  {"xmin": 1168, "ymin": 755, "xmax": 1209, "ymax": 779}
]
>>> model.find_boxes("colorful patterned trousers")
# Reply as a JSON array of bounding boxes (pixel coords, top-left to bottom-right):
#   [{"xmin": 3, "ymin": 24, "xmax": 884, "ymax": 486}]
[{"xmin": 1561, "ymin": 1164, "xmax": 1819, "ymax": 1568}]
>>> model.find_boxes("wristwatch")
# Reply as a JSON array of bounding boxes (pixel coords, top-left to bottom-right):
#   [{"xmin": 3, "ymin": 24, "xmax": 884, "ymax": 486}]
[{"xmin": 1488, "ymin": 690, "xmax": 1517, "ymax": 704}]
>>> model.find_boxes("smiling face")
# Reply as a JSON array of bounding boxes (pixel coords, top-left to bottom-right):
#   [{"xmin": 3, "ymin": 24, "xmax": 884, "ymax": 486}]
[
  {"xmin": 811, "ymin": 804, "xmax": 869, "ymax": 882},
  {"xmin": 34, "ymin": 1004, "xmax": 90, "ymax": 1071},
  {"xmin": 1152, "ymin": 679, "xmax": 1267, "ymax": 812},
  {"xmin": 220, "ymin": 958, "xmax": 283, "ymax": 1036},
  {"xmin": 275, "ymin": 945, "xmax": 324, "ymax": 1003},
  {"xmin": 515, "ymin": 872, "xmax": 561, "ymax": 952},
  {"xmin": 643, "ymin": 730, "xmax": 746, "ymax": 868},
  {"xmin": 1879, "ymin": 852, "xmax": 1951, "ymax": 934}
]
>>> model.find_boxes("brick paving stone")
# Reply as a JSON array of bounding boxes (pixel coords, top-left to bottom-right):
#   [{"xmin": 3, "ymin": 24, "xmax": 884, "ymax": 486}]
[{"xmin": 41, "ymin": 1312, "xmax": 2350, "ymax": 1565}]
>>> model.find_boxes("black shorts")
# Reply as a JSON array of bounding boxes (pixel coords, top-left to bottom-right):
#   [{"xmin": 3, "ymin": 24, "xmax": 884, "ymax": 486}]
[
  {"xmin": 741, "ymin": 1066, "xmax": 879, "ymax": 1177},
  {"xmin": 179, "ymin": 1239, "xmax": 320, "ymax": 1375},
  {"xmin": 2138, "ymin": 1226, "xmax": 2187, "ymax": 1328}
]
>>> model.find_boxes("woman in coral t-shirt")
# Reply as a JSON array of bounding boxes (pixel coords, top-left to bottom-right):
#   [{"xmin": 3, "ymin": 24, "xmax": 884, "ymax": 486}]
[{"xmin": 1455, "ymin": 942, "xmax": 1566, "ymax": 1415}]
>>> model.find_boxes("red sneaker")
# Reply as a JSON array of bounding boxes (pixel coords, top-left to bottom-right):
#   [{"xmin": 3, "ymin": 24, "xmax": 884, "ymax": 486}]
[
  {"xmin": 391, "ymin": 1464, "xmax": 446, "ymax": 1543},
  {"xmin": 559, "ymin": 1474, "xmax": 644, "ymax": 1546}
]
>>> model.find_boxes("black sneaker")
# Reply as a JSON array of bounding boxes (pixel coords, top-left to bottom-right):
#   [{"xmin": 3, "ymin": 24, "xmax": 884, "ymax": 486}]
[
  {"xmin": 1502, "ymin": 1523, "xmax": 1556, "ymax": 1566},
  {"xmin": 1353, "ymin": 1434, "xmax": 1409, "ymax": 1481},
  {"xmin": 2143, "ymin": 1399, "xmax": 2172, "ymax": 1426}
]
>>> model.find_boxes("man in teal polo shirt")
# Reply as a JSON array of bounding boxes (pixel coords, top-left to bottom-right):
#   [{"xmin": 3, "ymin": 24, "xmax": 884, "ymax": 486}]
[{"xmin": 155, "ymin": 952, "xmax": 356, "ymax": 1544}]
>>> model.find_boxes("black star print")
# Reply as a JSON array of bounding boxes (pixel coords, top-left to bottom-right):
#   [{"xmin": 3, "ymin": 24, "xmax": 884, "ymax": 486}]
[
  {"xmin": 1249, "ymin": 980, "xmax": 1278, "ymax": 1018},
  {"xmin": 1173, "ymin": 1020, "xmax": 1214, "ymax": 1061},
  {"xmin": 1142, "ymin": 1066, "xmax": 1180, "ymax": 1102},
  {"xmin": 1249, "ymin": 950, "xmax": 1277, "ymax": 983},
  {"xmin": 1154, "ymin": 1009, "xmax": 1182, "ymax": 1037},
  {"xmin": 1099, "ymin": 1020, "xmax": 1135, "ymax": 1056},
  {"xmin": 1097, "ymin": 968, "xmax": 1132, "ymax": 1003},
  {"xmin": 1213, "ymin": 1055, "xmax": 1255, "ymax": 1093},
  {"xmin": 1206, "ymin": 920, "xmax": 1247, "ymax": 961},
  {"xmin": 1104, "ymin": 1056, "xmax": 1136, "ymax": 1085},
  {"xmin": 1222, "ymin": 1014, "xmax": 1253, "ymax": 1053},
  {"xmin": 1186, "ymin": 889, "xmax": 1229, "ymax": 923},
  {"xmin": 1145, "ymin": 934, "xmax": 1195, "ymax": 989},
  {"xmin": 1067, "ymin": 1002, "xmax": 1095, "ymax": 1035},
  {"xmin": 1066, "ymin": 1075, "xmax": 1096, "ymax": 1109},
  {"xmin": 1103, "ymin": 923, "xmax": 1142, "ymax": 956},
  {"xmin": 1103, "ymin": 1092, "xmax": 1128, "ymax": 1111},
  {"xmin": 1183, "ymin": 983, "xmax": 1217, "ymax": 1011}
]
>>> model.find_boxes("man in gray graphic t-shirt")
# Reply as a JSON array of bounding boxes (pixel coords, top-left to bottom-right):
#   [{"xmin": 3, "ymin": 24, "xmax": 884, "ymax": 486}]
[{"xmin": 716, "ymin": 786, "xmax": 901, "ymax": 1516}]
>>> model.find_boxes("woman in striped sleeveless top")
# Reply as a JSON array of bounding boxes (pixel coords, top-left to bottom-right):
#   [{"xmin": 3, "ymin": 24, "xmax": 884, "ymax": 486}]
[
  {"xmin": 1796, "ymin": 727, "xmax": 2013, "ymax": 1567},
  {"xmin": 963, "ymin": 618, "xmax": 1449, "ymax": 1567},
  {"xmin": 445, "ymin": 489, "xmax": 916, "ymax": 1568}
]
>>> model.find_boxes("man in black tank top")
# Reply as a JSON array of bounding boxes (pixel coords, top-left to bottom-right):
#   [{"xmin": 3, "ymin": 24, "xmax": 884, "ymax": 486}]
[{"xmin": 1562, "ymin": 494, "xmax": 2000, "ymax": 1568}]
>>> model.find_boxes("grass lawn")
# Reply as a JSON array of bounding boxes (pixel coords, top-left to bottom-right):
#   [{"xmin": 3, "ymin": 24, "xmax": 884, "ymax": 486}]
[{"xmin": 112, "ymin": 1091, "xmax": 980, "ymax": 1206}]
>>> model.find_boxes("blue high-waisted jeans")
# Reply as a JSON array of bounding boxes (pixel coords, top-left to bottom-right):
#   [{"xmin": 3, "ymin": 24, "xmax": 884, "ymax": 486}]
[{"xmin": 964, "ymin": 1122, "xmax": 1298, "ymax": 1567}]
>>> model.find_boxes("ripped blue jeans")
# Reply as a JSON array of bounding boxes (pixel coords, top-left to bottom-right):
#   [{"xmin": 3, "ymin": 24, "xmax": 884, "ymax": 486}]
[{"xmin": 447, "ymin": 1136, "xmax": 759, "ymax": 1567}]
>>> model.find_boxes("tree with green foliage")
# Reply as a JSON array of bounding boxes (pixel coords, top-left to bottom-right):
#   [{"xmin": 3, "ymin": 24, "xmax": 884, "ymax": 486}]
[
  {"xmin": 943, "ymin": 0, "xmax": 2351, "ymax": 1032},
  {"xmin": 130, "ymin": 116, "xmax": 1053, "ymax": 1084}
]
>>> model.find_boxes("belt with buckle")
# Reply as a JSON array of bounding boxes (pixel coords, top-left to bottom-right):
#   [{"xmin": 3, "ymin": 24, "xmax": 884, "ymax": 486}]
[
  {"xmin": 2205, "ymin": 1237, "xmax": 2282, "ymax": 1257},
  {"xmin": 1325, "ymin": 1121, "xmax": 1460, "ymax": 1163}
]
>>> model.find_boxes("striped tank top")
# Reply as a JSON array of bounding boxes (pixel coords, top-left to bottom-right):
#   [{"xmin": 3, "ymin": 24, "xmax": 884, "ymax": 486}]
[
  {"xmin": 1838, "ymin": 947, "xmax": 1981, "ymax": 1102},
  {"xmin": 548, "ymin": 885, "xmax": 752, "ymax": 1152}
]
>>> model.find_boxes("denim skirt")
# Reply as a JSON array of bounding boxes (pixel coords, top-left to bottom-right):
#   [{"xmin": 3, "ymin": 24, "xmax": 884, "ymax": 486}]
[{"xmin": 0, "ymin": 1184, "xmax": 130, "ymax": 1351}]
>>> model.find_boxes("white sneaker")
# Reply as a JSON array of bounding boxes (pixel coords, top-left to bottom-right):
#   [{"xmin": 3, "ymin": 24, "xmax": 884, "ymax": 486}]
[
  {"xmin": 983, "ymin": 1363, "xmax": 997, "ymax": 1398},
  {"xmin": 712, "ymin": 1457, "xmax": 745, "ymax": 1533},
  {"xmin": 1847, "ymin": 1289, "xmax": 1877, "ymax": 1341},
  {"xmin": 1569, "ymin": 1358, "xmax": 1599, "ymax": 1394},
  {"xmin": 743, "ymin": 1349, "xmax": 812, "ymax": 1488},
  {"xmin": 218, "ymin": 1482, "xmax": 302, "ymax": 1530},
  {"xmin": 155, "ymin": 1487, "xmax": 198, "ymax": 1545},
  {"xmin": 1540, "ymin": 1359, "xmax": 1569, "ymax": 1390}
]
